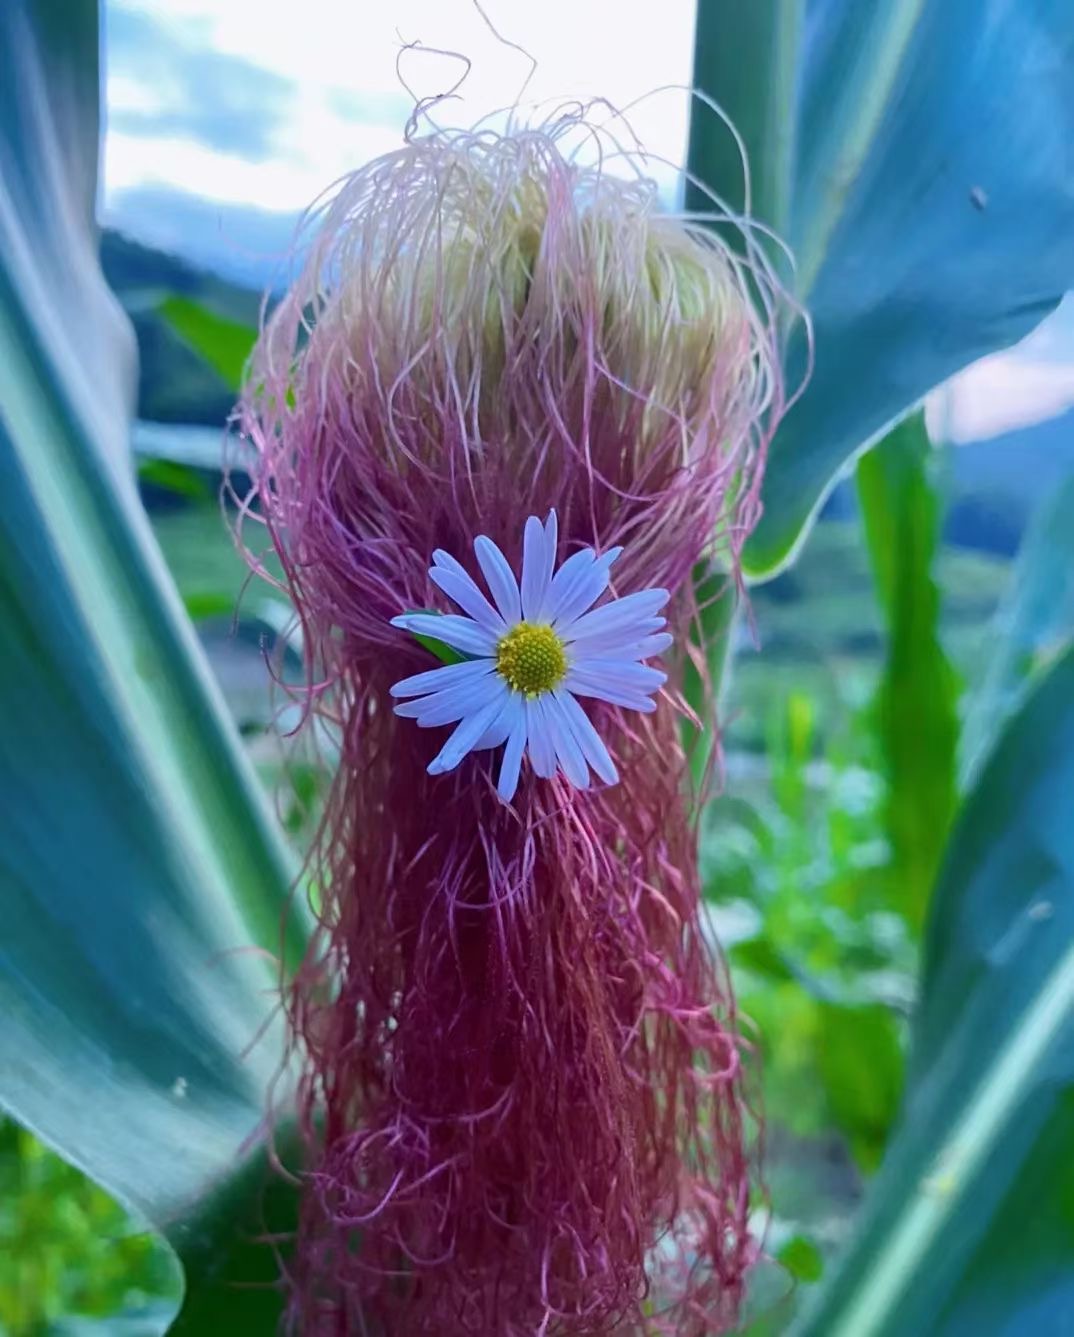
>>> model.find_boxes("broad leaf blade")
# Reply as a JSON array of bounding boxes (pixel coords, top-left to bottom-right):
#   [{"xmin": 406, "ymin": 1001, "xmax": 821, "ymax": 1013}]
[
  {"xmin": 857, "ymin": 413, "xmax": 959, "ymax": 930},
  {"xmin": 685, "ymin": 0, "xmax": 802, "ymax": 234},
  {"xmin": 0, "ymin": 0, "xmax": 302, "ymax": 1259},
  {"xmin": 794, "ymin": 642, "xmax": 1074, "ymax": 1334},
  {"xmin": 959, "ymin": 472, "xmax": 1074, "ymax": 786},
  {"xmin": 689, "ymin": 2, "xmax": 1074, "ymax": 577},
  {"xmin": 165, "ymin": 1129, "xmax": 300, "ymax": 1333}
]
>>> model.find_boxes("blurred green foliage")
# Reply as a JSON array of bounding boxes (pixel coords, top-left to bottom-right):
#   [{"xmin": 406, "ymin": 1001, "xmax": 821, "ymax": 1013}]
[
  {"xmin": 857, "ymin": 413, "xmax": 959, "ymax": 930},
  {"xmin": 100, "ymin": 232, "xmax": 260, "ymax": 427},
  {"xmin": 959, "ymin": 472, "xmax": 1074, "ymax": 784},
  {"xmin": 157, "ymin": 297, "xmax": 256, "ymax": 395},
  {"xmin": 698, "ymin": 428, "xmax": 1014, "ymax": 1320},
  {"xmin": 0, "ymin": 1120, "xmax": 177, "ymax": 1335}
]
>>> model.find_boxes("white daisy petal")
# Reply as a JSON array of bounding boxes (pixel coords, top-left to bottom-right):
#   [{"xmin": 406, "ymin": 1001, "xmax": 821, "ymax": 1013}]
[
  {"xmin": 391, "ymin": 613, "xmax": 498, "ymax": 657},
  {"xmin": 543, "ymin": 548, "xmax": 595, "ymax": 616},
  {"xmin": 554, "ymin": 689, "xmax": 619, "ymax": 785},
  {"xmin": 543, "ymin": 693, "xmax": 590, "ymax": 788},
  {"xmin": 474, "ymin": 535, "xmax": 522, "ymax": 624},
  {"xmin": 530, "ymin": 510, "xmax": 560, "ymax": 622},
  {"xmin": 570, "ymin": 659, "xmax": 667, "ymax": 692},
  {"xmin": 390, "ymin": 658, "xmax": 496, "ymax": 699},
  {"xmin": 566, "ymin": 616, "xmax": 667, "ymax": 659},
  {"xmin": 561, "ymin": 588, "xmax": 669, "ymax": 643},
  {"xmin": 394, "ymin": 673, "xmax": 501, "ymax": 726},
  {"xmin": 521, "ymin": 513, "xmax": 555, "ymax": 621},
  {"xmin": 525, "ymin": 697, "xmax": 558, "ymax": 778},
  {"xmin": 497, "ymin": 699, "xmax": 528, "ymax": 801},
  {"xmin": 563, "ymin": 667, "xmax": 659, "ymax": 712},
  {"xmin": 430, "ymin": 565, "xmax": 508, "ymax": 634},
  {"xmin": 428, "ymin": 685, "xmax": 510, "ymax": 775},
  {"xmin": 549, "ymin": 547, "xmax": 623, "ymax": 629},
  {"xmin": 609, "ymin": 632, "xmax": 674, "ymax": 661},
  {"xmin": 473, "ymin": 706, "xmax": 515, "ymax": 751}
]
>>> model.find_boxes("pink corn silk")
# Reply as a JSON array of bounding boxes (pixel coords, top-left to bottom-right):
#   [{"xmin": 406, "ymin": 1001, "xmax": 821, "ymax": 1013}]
[{"xmin": 238, "ymin": 120, "xmax": 787, "ymax": 1335}]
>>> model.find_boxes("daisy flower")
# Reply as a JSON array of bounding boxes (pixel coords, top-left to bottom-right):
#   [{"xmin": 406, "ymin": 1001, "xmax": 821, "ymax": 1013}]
[{"xmin": 390, "ymin": 511, "xmax": 671, "ymax": 801}]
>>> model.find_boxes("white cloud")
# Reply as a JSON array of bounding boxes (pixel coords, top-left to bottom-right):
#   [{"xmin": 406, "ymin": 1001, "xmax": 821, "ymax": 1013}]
[
  {"xmin": 104, "ymin": 0, "xmax": 696, "ymax": 216},
  {"xmin": 104, "ymin": 121, "xmax": 407, "ymax": 214}
]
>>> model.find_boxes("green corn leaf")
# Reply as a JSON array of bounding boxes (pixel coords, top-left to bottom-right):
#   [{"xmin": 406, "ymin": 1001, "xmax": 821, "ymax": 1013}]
[
  {"xmin": 683, "ymin": 561, "xmax": 737, "ymax": 791},
  {"xmin": 158, "ymin": 295, "xmax": 258, "ymax": 394},
  {"xmin": 0, "ymin": 3, "xmax": 307, "ymax": 1324},
  {"xmin": 137, "ymin": 457, "xmax": 213, "ymax": 501},
  {"xmin": 857, "ymin": 413, "xmax": 960, "ymax": 931},
  {"xmin": 793, "ymin": 641, "xmax": 1074, "ymax": 1334},
  {"xmin": 686, "ymin": 0, "xmax": 801, "ymax": 238},
  {"xmin": 165, "ymin": 1127, "xmax": 301, "ymax": 1333},
  {"xmin": 688, "ymin": 2, "xmax": 1074, "ymax": 577}
]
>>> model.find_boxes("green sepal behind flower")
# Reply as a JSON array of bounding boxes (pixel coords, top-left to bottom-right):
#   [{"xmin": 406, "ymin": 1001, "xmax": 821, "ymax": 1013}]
[{"xmin": 404, "ymin": 609, "xmax": 467, "ymax": 665}]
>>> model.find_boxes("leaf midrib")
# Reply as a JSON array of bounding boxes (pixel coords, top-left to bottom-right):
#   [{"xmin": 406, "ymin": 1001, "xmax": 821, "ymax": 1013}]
[{"xmin": 795, "ymin": 0, "xmax": 927, "ymax": 299}]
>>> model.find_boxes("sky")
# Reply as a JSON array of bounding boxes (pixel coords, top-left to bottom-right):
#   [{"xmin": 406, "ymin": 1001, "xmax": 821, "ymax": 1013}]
[
  {"xmin": 102, "ymin": 0, "xmax": 695, "ymax": 283},
  {"xmin": 101, "ymin": 0, "xmax": 1074, "ymax": 445}
]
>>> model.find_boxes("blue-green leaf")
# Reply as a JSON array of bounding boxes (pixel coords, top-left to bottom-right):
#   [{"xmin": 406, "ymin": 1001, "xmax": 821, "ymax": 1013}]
[
  {"xmin": 793, "ymin": 641, "xmax": 1074, "ymax": 1334},
  {"xmin": 0, "ymin": 0, "xmax": 304, "ymax": 1294},
  {"xmin": 688, "ymin": 2, "xmax": 1074, "ymax": 577},
  {"xmin": 686, "ymin": 0, "xmax": 801, "ymax": 238},
  {"xmin": 960, "ymin": 472, "xmax": 1074, "ymax": 787}
]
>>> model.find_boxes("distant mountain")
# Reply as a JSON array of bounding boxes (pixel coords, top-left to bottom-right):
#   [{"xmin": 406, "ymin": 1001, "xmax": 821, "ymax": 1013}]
[
  {"xmin": 103, "ymin": 184, "xmax": 301, "ymax": 291},
  {"xmin": 99, "ymin": 228, "xmax": 261, "ymax": 425}
]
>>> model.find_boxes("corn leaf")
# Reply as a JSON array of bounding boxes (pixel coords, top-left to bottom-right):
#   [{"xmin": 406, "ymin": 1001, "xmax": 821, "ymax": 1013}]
[
  {"xmin": 688, "ymin": 1, "xmax": 1074, "ymax": 577},
  {"xmin": 0, "ymin": 2, "xmax": 304, "ymax": 1311},
  {"xmin": 794, "ymin": 642, "xmax": 1074, "ymax": 1334}
]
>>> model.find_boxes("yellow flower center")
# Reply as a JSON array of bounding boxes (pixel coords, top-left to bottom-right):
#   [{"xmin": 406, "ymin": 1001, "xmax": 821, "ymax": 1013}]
[{"xmin": 496, "ymin": 622, "xmax": 567, "ymax": 696}]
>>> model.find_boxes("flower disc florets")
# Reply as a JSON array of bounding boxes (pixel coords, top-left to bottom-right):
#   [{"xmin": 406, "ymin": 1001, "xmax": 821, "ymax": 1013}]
[{"xmin": 496, "ymin": 623, "xmax": 567, "ymax": 696}]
